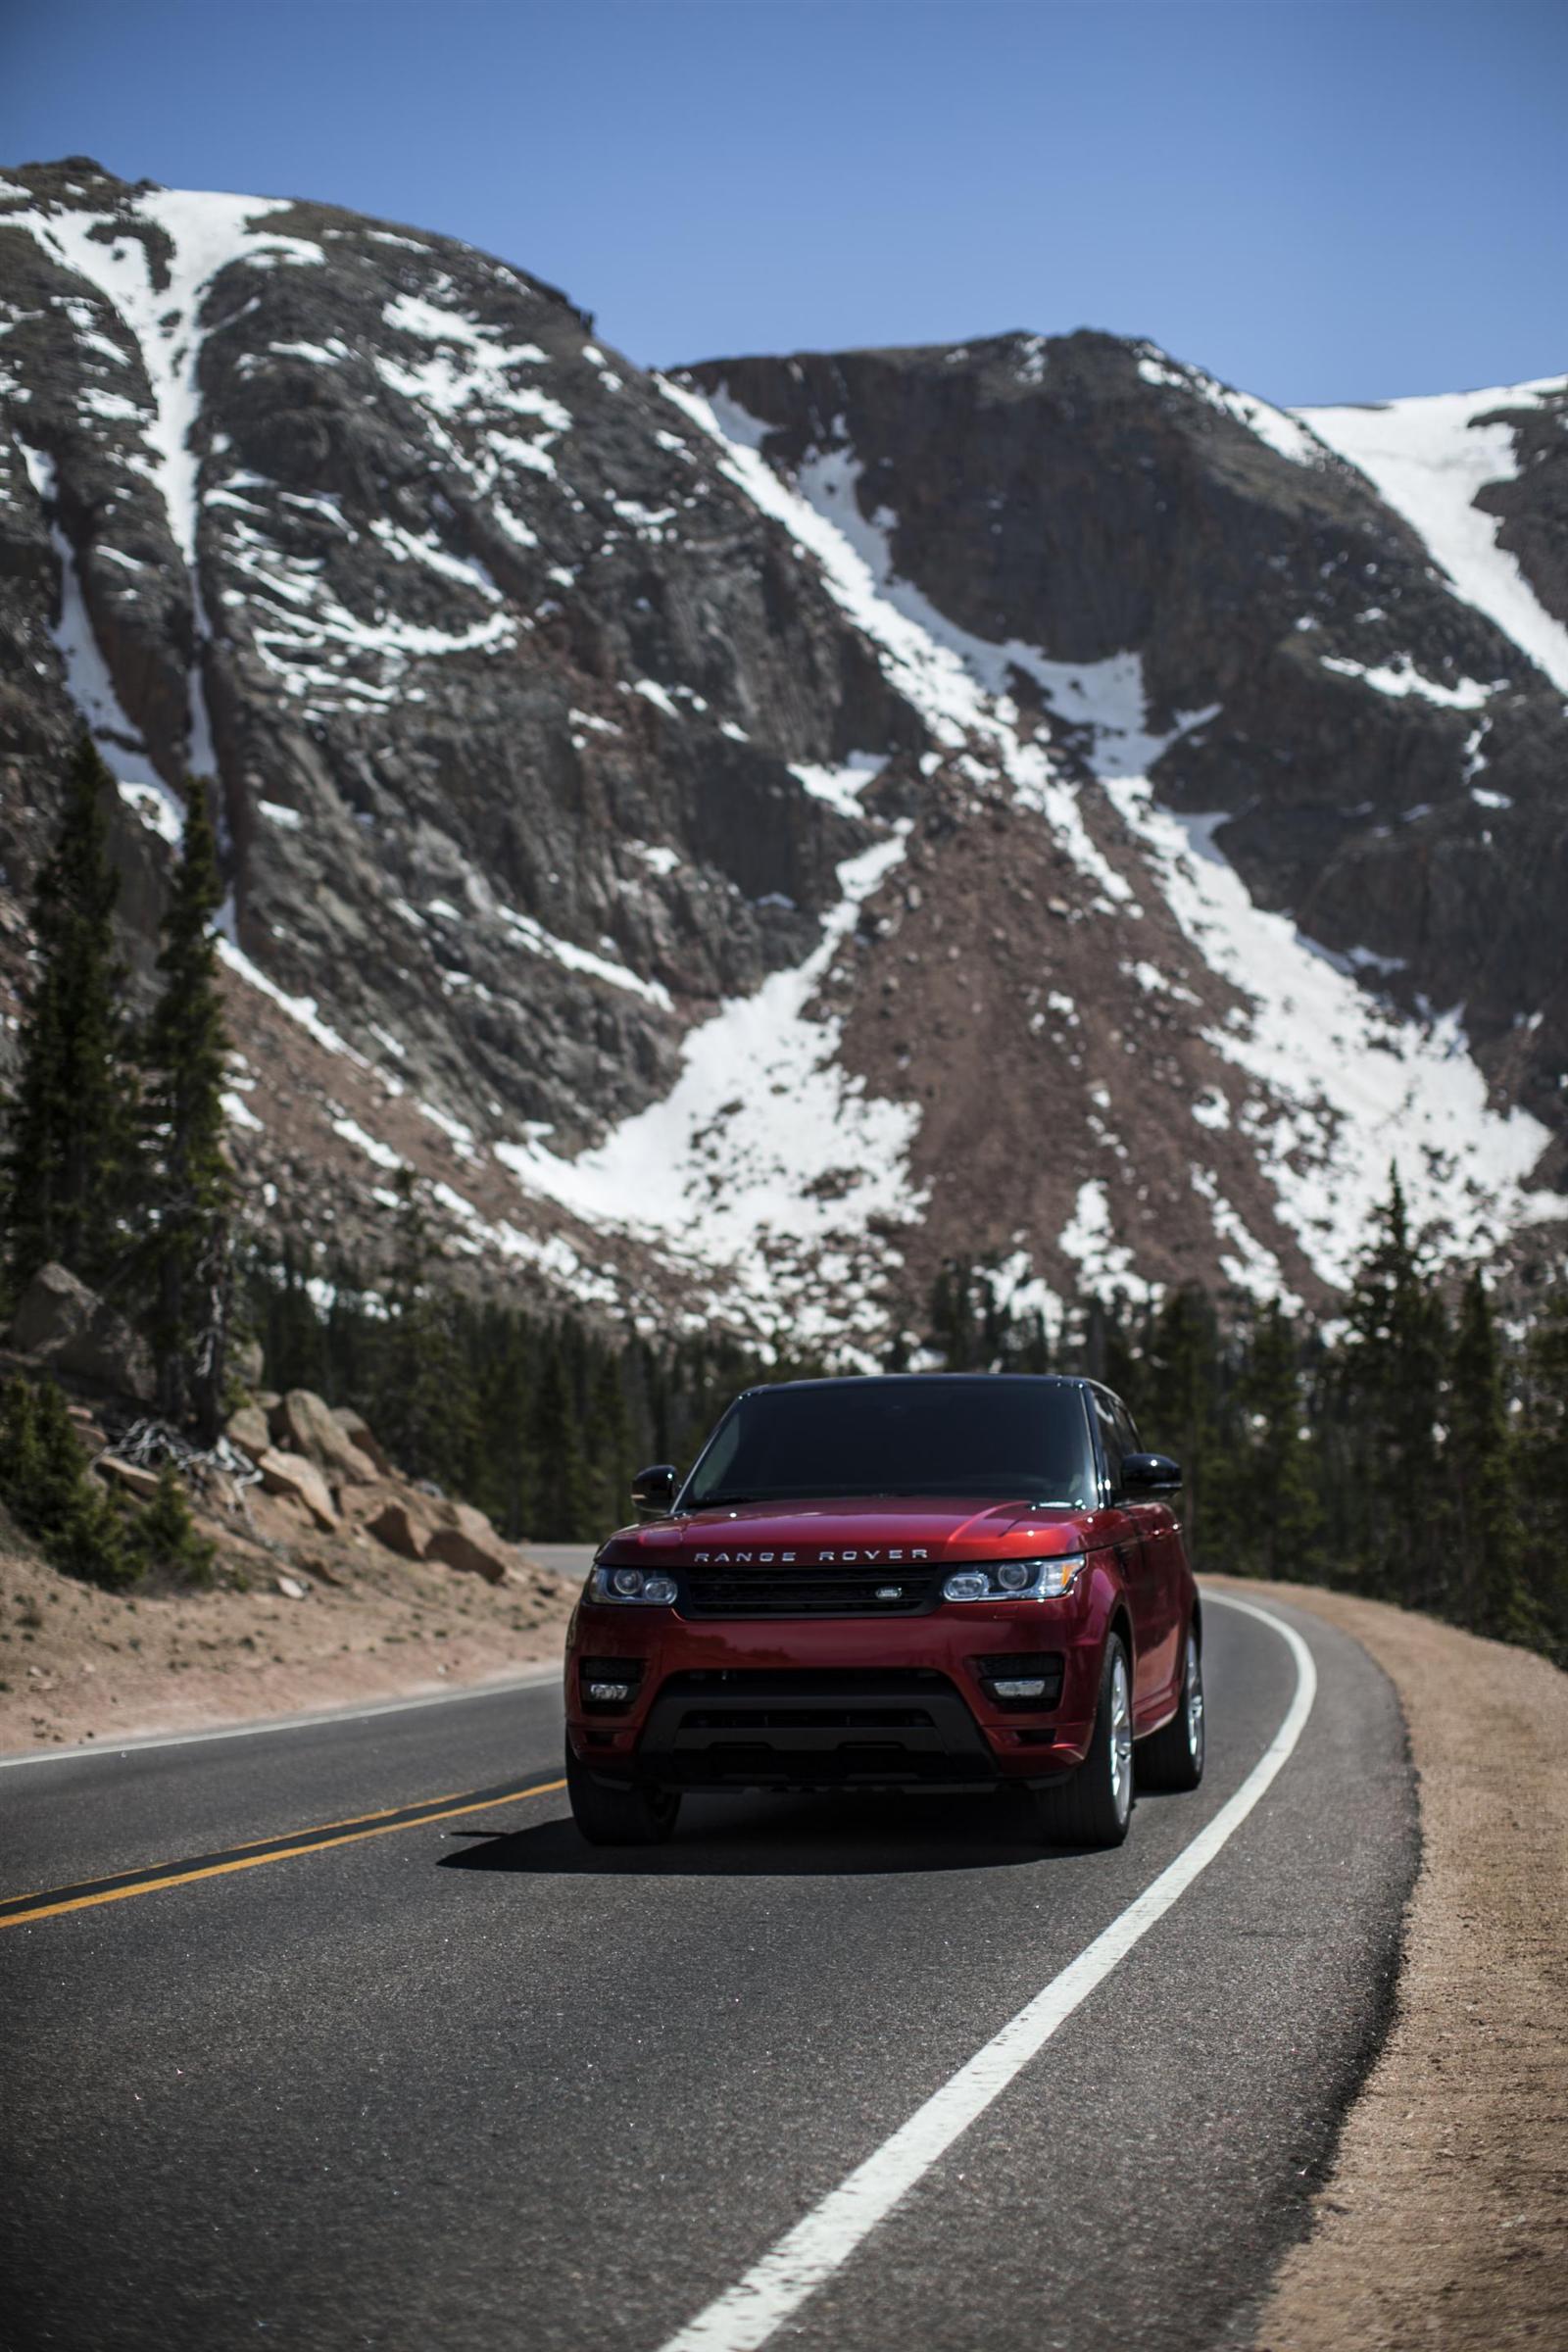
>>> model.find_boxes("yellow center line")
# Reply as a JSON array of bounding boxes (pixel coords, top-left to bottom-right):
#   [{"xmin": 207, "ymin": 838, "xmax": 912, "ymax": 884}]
[{"xmin": 0, "ymin": 1776, "xmax": 566, "ymax": 1931}]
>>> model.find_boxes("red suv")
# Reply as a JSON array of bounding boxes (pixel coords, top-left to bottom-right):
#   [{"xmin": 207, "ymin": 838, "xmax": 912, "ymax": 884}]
[{"xmin": 564, "ymin": 1374, "xmax": 1202, "ymax": 1849}]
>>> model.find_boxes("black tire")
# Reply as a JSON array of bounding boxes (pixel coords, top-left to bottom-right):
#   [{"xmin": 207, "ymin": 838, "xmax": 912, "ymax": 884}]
[
  {"xmin": 1137, "ymin": 1622, "xmax": 1205, "ymax": 1792},
  {"xmin": 1026, "ymin": 1635, "xmax": 1134, "ymax": 1849},
  {"xmin": 565, "ymin": 1742, "xmax": 682, "ymax": 1846}
]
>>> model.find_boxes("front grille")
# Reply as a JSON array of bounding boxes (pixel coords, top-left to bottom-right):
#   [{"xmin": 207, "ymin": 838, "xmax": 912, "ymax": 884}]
[
  {"xmin": 681, "ymin": 1566, "xmax": 944, "ymax": 1617},
  {"xmin": 678, "ymin": 1706, "xmax": 936, "ymax": 1730},
  {"xmin": 665, "ymin": 1669, "xmax": 943, "ymax": 1728},
  {"xmin": 637, "ymin": 1667, "xmax": 996, "ymax": 1789},
  {"xmin": 662, "ymin": 1670, "xmax": 950, "ymax": 1694}
]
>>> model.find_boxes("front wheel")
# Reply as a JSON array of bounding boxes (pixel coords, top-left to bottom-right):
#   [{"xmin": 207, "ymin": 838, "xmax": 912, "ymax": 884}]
[
  {"xmin": 565, "ymin": 1742, "xmax": 682, "ymax": 1846},
  {"xmin": 1026, "ymin": 1635, "xmax": 1134, "ymax": 1848},
  {"xmin": 1136, "ymin": 1625, "xmax": 1204, "ymax": 1792}
]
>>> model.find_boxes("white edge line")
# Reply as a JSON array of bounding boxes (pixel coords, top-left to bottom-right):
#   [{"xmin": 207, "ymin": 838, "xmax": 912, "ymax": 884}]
[
  {"xmin": 655, "ymin": 1590, "xmax": 1317, "ymax": 2352},
  {"xmin": 0, "ymin": 1660, "xmax": 564, "ymax": 1772}
]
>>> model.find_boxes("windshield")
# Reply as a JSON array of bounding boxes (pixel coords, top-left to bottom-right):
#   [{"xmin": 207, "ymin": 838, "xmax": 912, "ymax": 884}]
[{"xmin": 683, "ymin": 1379, "xmax": 1099, "ymax": 1508}]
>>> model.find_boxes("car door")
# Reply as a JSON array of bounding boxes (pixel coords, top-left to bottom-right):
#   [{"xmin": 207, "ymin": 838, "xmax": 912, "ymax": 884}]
[{"xmin": 1091, "ymin": 1392, "xmax": 1164, "ymax": 1712}]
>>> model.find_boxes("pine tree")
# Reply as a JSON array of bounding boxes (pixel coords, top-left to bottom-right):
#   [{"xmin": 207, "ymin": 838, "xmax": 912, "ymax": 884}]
[
  {"xmin": 0, "ymin": 1375, "xmax": 136, "ymax": 1590},
  {"xmin": 1, "ymin": 737, "xmax": 138, "ymax": 1298},
  {"xmin": 1143, "ymin": 1285, "xmax": 1226, "ymax": 1559},
  {"xmin": 141, "ymin": 778, "xmax": 234, "ymax": 1440},
  {"xmin": 1517, "ymin": 1278, "xmax": 1568, "ymax": 1659},
  {"xmin": 1235, "ymin": 1299, "xmax": 1322, "ymax": 1579},
  {"xmin": 1338, "ymin": 1167, "xmax": 1448, "ymax": 1605},
  {"xmin": 529, "ymin": 1338, "xmax": 591, "ymax": 1538},
  {"xmin": 584, "ymin": 1349, "xmax": 634, "ymax": 1531},
  {"xmin": 126, "ymin": 1463, "xmax": 217, "ymax": 1587},
  {"xmin": 479, "ymin": 1323, "xmax": 535, "ymax": 1541},
  {"xmin": 1446, "ymin": 1271, "xmax": 1534, "ymax": 1642},
  {"xmin": 368, "ymin": 1171, "xmax": 475, "ymax": 1488}
]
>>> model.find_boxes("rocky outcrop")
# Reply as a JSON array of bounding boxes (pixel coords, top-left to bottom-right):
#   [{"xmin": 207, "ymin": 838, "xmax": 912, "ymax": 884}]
[
  {"xmin": 424, "ymin": 1501, "xmax": 513, "ymax": 1585},
  {"xmin": 685, "ymin": 335, "xmax": 1568, "ymax": 1114},
  {"xmin": 223, "ymin": 1404, "xmax": 270, "ymax": 1462},
  {"xmin": 6, "ymin": 1264, "xmax": 156, "ymax": 1401},
  {"xmin": 333, "ymin": 1406, "xmax": 390, "ymax": 1476},
  {"xmin": 364, "ymin": 1493, "xmax": 440, "ymax": 1562},
  {"xmin": 256, "ymin": 1447, "xmax": 338, "ymax": 1532},
  {"xmin": 271, "ymin": 1390, "xmax": 378, "ymax": 1485}
]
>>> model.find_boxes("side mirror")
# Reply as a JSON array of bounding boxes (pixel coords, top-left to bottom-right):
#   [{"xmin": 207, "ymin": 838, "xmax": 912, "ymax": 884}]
[
  {"xmin": 1122, "ymin": 1451, "xmax": 1183, "ymax": 1494},
  {"xmin": 631, "ymin": 1462, "xmax": 679, "ymax": 1518}
]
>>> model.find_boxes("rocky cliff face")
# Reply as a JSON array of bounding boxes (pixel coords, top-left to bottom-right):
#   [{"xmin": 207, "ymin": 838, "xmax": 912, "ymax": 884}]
[{"xmin": 2, "ymin": 161, "xmax": 1564, "ymax": 1351}]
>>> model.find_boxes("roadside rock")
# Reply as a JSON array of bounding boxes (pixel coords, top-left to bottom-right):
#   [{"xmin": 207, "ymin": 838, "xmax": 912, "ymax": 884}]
[
  {"xmin": 256, "ymin": 1447, "xmax": 338, "ymax": 1532},
  {"xmin": 96, "ymin": 1453, "xmax": 160, "ymax": 1498},
  {"xmin": 332, "ymin": 1406, "xmax": 392, "ymax": 1478},
  {"xmin": 364, "ymin": 1493, "xmax": 440, "ymax": 1561},
  {"xmin": 7, "ymin": 1263, "xmax": 156, "ymax": 1403},
  {"xmin": 272, "ymin": 1390, "xmax": 377, "ymax": 1485},
  {"xmin": 224, "ymin": 1403, "xmax": 271, "ymax": 1462},
  {"xmin": 425, "ymin": 1501, "xmax": 513, "ymax": 1586}
]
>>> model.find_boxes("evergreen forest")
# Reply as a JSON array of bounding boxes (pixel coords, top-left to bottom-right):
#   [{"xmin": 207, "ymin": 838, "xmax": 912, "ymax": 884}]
[{"xmin": 3, "ymin": 742, "xmax": 1566, "ymax": 1664}]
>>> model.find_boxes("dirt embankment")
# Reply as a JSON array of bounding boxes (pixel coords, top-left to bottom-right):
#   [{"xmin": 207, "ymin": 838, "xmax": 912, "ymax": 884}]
[
  {"xmin": 0, "ymin": 1507, "xmax": 576, "ymax": 1753},
  {"xmin": 1218, "ymin": 1579, "xmax": 1568, "ymax": 2352}
]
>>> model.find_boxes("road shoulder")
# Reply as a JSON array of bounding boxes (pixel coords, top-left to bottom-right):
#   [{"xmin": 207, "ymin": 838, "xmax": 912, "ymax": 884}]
[{"xmin": 1209, "ymin": 1577, "xmax": 1568, "ymax": 2352}]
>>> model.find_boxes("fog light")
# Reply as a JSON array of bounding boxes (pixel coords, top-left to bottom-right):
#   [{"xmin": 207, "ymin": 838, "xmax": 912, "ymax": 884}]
[
  {"xmin": 586, "ymin": 1680, "xmax": 634, "ymax": 1703},
  {"xmin": 992, "ymin": 1677, "xmax": 1048, "ymax": 1699}
]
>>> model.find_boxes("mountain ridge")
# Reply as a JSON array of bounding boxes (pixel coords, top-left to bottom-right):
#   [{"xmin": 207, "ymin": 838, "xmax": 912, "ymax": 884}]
[{"xmin": 2, "ymin": 159, "xmax": 1563, "ymax": 1353}]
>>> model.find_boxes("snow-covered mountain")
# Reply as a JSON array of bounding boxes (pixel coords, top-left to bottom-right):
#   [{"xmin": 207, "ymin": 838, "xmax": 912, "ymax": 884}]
[{"xmin": 2, "ymin": 160, "xmax": 1564, "ymax": 1350}]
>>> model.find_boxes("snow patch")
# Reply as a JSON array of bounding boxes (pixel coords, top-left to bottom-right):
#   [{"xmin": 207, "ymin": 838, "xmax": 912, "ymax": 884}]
[
  {"xmin": 1300, "ymin": 377, "xmax": 1568, "ymax": 696},
  {"xmin": 1137, "ymin": 345, "xmax": 1328, "ymax": 469},
  {"xmin": 496, "ymin": 833, "xmax": 923, "ymax": 1339},
  {"xmin": 660, "ymin": 378, "xmax": 1141, "ymax": 909},
  {"xmin": 1320, "ymin": 653, "xmax": 1496, "ymax": 710},
  {"xmin": 1102, "ymin": 770, "xmax": 1567, "ymax": 1278}
]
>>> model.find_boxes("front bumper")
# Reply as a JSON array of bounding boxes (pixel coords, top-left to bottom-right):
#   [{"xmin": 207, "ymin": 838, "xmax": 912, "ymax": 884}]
[{"xmin": 564, "ymin": 1569, "xmax": 1116, "ymax": 1791}]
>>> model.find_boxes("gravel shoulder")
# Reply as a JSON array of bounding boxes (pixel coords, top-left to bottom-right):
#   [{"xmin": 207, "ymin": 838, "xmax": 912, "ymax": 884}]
[{"xmin": 1210, "ymin": 1578, "xmax": 1568, "ymax": 2352}]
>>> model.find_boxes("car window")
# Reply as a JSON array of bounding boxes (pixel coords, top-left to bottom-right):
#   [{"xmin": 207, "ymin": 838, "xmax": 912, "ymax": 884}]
[
  {"xmin": 683, "ymin": 1380, "xmax": 1101, "ymax": 1507},
  {"xmin": 1113, "ymin": 1401, "xmax": 1141, "ymax": 1461}
]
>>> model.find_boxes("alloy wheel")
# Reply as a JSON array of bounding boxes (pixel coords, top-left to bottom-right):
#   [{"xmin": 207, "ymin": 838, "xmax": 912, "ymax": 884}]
[{"xmin": 1108, "ymin": 1648, "xmax": 1133, "ymax": 1825}]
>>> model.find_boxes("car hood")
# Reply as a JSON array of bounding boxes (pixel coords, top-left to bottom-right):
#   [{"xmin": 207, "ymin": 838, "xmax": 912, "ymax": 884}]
[{"xmin": 601, "ymin": 1495, "xmax": 1091, "ymax": 1561}]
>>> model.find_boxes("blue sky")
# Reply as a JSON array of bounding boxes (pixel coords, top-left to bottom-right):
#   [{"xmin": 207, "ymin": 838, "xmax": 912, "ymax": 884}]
[{"xmin": 4, "ymin": 0, "xmax": 1562, "ymax": 405}]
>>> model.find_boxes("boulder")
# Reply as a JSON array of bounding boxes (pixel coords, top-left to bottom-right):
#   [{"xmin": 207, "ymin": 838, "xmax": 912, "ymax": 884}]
[
  {"xmin": 230, "ymin": 1335, "xmax": 266, "ymax": 1388},
  {"xmin": 272, "ymin": 1390, "xmax": 377, "ymax": 1485},
  {"xmin": 425, "ymin": 1500, "xmax": 512, "ymax": 1586},
  {"xmin": 332, "ymin": 1405, "xmax": 392, "ymax": 1477},
  {"xmin": 224, "ymin": 1403, "xmax": 271, "ymax": 1462},
  {"xmin": 7, "ymin": 1262, "xmax": 155, "ymax": 1402},
  {"xmin": 366, "ymin": 1494, "xmax": 438, "ymax": 1561},
  {"xmin": 256, "ymin": 1447, "xmax": 338, "ymax": 1532},
  {"xmin": 96, "ymin": 1454, "xmax": 160, "ymax": 1498}
]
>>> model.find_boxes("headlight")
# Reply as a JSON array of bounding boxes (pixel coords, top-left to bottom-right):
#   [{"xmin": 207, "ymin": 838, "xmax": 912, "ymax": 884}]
[
  {"xmin": 942, "ymin": 1554, "xmax": 1086, "ymax": 1602},
  {"xmin": 589, "ymin": 1565, "xmax": 678, "ymax": 1605}
]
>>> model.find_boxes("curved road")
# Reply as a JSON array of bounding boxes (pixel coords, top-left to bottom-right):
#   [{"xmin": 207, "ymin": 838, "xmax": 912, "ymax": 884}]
[{"xmin": 0, "ymin": 1589, "xmax": 1416, "ymax": 2352}]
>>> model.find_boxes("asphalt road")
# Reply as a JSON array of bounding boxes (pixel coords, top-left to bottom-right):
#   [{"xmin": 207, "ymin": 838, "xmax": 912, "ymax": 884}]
[{"xmin": 0, "ymin": 1590, "xmax": 1416, "ymax": 2352}]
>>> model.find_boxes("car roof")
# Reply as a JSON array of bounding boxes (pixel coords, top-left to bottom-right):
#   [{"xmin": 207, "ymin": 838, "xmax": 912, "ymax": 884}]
[{"xmin": 745, "ymin": 1372, "xmax": 1095, "ymax": 1396}]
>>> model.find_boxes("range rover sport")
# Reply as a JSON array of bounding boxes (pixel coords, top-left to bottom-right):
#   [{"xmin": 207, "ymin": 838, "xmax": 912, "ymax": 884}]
[{"xmin": 563, "ymin": 1373, "xmax": 1203, "ymax": 1848}]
